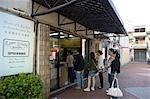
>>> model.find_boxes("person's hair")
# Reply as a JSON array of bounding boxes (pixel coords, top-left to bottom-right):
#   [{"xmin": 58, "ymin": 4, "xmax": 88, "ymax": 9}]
[
  {"xmin": 90, "ymin": 52, "xmax": 95, "ymax": 59},
  {"xmin": 114, "ymin": 50, "xmax": 120, "ymax": 59},
  {"xmin": 77, "ymin": 48, "xmax": 81, "ymax": 54},
  {"xmin": 109, "ymin": 48, "xmax": 115, "ymax": 54},
  {"xmin": 98, "ymin": 50, "xmax": 103, "ymax": 55},
  {"xmin": 90, "ymin": 52, "xmax": 96, "ymax": 62},
  {"xmin": 67, "ymin": 50, "xmax": 72, "ymax": 54}
]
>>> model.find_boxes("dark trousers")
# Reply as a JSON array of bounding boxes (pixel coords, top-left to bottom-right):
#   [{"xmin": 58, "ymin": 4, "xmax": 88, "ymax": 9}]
[
  {"xmin": 68, "ymin": 67, "xmax": 75, "ymax": 83},
  {"xmin": 108, "ymin": 74, "xmax": 114, "ymax": 88},
  {"xmin": 99, "ymin": 72, "xmax": 103, "ymax": 88}
]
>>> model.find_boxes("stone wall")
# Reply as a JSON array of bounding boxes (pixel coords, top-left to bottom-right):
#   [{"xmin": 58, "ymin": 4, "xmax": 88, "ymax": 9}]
[{"xmin": 37, "ymin": 23, "xmax": 50, "ymax": 98}]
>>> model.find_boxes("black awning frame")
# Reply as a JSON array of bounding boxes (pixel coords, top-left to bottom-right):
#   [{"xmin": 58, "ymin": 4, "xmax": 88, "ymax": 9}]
[
  {"xmin": 31, "ymin": 0, "xmax": 81, "ymax": 17},
  {"xmin": 32, "ymin": 0, "xmax": 127, "ymax": 35}
]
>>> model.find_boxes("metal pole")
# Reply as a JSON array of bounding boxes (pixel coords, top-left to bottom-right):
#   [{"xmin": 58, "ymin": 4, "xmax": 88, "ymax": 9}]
[
  {"xmin": 86, "ymin": 27, "xmax": 87, "ymax": 35},
  {"xmin": 31, "ymin": 0, "xmax": 81, "ymax": 16},
  {"xmin": 58, "ymin": 13, "xmax": 60, "ymax": 26},
  {"xmin": 34, "ymin": 20, "xmax": 39, "ymax": 75},
  {"xmin": 31, "ymin": 0, "xmax": 34, "ymax": 17}
]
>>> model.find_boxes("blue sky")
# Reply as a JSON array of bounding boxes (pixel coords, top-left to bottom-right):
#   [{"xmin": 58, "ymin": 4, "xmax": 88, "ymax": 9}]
[{"xmin": 112, "ymin": 0, "xmax": 150, "ymax": 31}]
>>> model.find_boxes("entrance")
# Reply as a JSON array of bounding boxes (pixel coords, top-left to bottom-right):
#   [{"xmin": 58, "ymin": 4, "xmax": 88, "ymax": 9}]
[
  {"xmin": 49, "ymin": 29, "xmax": 82, "ymax": 91},
  {"xmin": 134, "ymin": 49, "xmax": 146, "ymax": 62}
]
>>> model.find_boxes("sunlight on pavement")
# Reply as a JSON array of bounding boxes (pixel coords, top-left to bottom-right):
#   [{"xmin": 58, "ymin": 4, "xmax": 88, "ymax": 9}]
[
  {"xmin": 125, "ymin": 87, "xmax": 150, "ymax": 99},
  {"xmin": 141, "ymin": 68, "xmax": 150, "ymax": 71},
  {"xmin": 137, "ymin": 73, "xmax": 150, "ymax": 77}
]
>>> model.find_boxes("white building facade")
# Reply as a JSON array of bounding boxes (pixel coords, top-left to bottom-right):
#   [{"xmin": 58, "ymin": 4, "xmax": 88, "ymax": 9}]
[{"xmin": 128, "ymin": 26, "xmax": 150, "ymax": 62}]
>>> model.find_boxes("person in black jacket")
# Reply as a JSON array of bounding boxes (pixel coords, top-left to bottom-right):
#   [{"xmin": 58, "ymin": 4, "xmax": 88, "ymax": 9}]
[
  {"xmin": 106, "ymin": 49, "xmax": 121, "ymax": 99},
  {"xmin": 114, "ymin": 50, "xmax": 120, "ymax": 74},
  {"xmin": 74, "ymin": 49, "xmax": 84, "ymax": 89},
  {"xmin": 106, "ymin": 49, "xmax": 120, "ymax": 88}
]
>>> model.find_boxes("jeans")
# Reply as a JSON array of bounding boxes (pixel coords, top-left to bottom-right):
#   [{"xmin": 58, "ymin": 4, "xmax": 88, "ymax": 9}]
[
  {"xmin": 88, "ymin": 70, "xmax": 96, "ymax": 77},
  {"xmin": 76, "ymin": 71, "xmax": 84, "ymax": 88}
]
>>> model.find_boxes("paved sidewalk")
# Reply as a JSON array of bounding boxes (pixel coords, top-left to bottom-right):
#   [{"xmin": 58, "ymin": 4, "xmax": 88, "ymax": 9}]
[{"xmin": 51, "ymin": 62, "xmax": 150, "ymax": 99}]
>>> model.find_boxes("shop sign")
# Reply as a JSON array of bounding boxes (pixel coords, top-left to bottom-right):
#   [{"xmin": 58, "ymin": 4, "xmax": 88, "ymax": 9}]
[{"xmin": 0, "ymin": 11, "xmax": 34, "ymax": 77}]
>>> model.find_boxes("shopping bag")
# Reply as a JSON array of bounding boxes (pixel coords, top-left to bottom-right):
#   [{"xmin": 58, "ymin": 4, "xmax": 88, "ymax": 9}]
[{"xmin": 107, "ymin": 73, "xmax": 123, "ymax": 97}]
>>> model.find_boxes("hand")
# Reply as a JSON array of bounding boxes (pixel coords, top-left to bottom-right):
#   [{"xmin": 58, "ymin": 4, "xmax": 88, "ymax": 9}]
[
  {"xmin": 104, "ymin": 67, "xmax": 108, "ymax": 71},
  {"xmin": 102, "ymin": 68, "xmax": 105, "ymax": 72},
  {"xmin": 105, "ymin": 65, "xmax": 110, "ymax": 69}
]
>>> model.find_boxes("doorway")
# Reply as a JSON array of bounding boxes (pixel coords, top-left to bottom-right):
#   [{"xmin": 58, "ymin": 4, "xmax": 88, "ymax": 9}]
[
  {"xmin": 134, "ymin": 49, "xmax": 146, "ymax": 62},
  {"xmin": 49, "ymin": 29, "xmax": 82, "ymax": 91}
]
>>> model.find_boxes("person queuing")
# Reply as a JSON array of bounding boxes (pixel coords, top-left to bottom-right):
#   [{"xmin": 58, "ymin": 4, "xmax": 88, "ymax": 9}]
[
  {"xmin": 97, "ymin": 50, "xmax": 105, "ymax": 89},
  {"xmin": 84, "ymin": 52, "xmax": 99, "ymax": 91},
  {"xmin": 74, "ymin": 49, "xmax": 84, "ymax": 89},
  {"xmin": 66, "ymin": 50, "xmax": 75, "ymax": 83},
  {"xmin": 105, "ymin": 48, "xmax": 121, "ymax": 99}
]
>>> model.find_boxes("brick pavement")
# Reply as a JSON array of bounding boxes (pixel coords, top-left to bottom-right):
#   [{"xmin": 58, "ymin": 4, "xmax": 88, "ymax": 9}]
[{"xmin": 51, "ymin": 62, "xmax": 150, "ymax": 99}]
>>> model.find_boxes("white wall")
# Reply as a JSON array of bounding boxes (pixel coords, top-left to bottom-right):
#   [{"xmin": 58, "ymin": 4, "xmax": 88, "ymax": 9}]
[
  {"xmin": 120, "ymin": 48, "xmax": 130, "ymax": 66},
  {"xmin": 0, "ymin": 0, "xmax": 32, "ymax": 14},
  {"xmin": 120, "ymin": 36, "xmax": 130, "ymax": 66},
  {"xmin": 120, "ymin": 36, "xmax": 129, "ymax": 47}
]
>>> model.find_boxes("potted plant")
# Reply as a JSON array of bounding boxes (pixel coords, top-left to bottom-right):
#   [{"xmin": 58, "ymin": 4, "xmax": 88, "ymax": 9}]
[{"xmin": 0, "ymin": 73, "xmax": 43, "ymax": 98}]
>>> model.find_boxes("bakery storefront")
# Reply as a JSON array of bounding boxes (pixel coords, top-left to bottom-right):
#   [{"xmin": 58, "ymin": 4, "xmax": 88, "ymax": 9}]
[
  {"xmin": 49, "ymin": 29, "xmax": 83, "ymax": 91},
  {"xmin": 0, "ymin": 0, "xmax": 127, "ymax": 98}
]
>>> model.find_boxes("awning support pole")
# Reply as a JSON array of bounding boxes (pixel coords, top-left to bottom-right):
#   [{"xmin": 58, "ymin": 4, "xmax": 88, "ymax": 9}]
[{"xmin": 31, "ymin": 0, "xmax": 81, "ymax": 17}]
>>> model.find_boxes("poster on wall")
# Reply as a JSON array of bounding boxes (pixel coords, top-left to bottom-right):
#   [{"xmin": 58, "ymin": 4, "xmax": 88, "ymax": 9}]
[{"xmin": 0, "ymin": 11, "xmax": 34, "ymax": 77}]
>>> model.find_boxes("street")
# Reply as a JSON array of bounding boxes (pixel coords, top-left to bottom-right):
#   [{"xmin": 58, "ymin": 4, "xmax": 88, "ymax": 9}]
[{"xmin": 51, "ymin": 62, "xmax": 150, "ymax": 99}]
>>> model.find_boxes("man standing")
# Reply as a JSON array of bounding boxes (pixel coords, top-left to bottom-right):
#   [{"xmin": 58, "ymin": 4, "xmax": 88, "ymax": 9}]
[{"xmin": 74, "ymin": 49, "xmax": 84, "ymax": 89}]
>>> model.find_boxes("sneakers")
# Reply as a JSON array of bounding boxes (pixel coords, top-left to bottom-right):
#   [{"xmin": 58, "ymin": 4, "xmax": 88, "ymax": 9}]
[
  {"xmin": 83, "ymin": 88, "xmax": 95, "ymax": 91},
  {"xmin": 83, "ymin": 88, "xmax": 90, "ymax": 91},
  {"xmin": 91, "ymin": 87, "xmax": 95, "ymax": 91},
  {"xmin": 97, "ymin": 86, "xmax": 103, "ymax": 89},
  {"xmin": 106, "ymin": 89, "xmax": 109, "ymax": 93}
]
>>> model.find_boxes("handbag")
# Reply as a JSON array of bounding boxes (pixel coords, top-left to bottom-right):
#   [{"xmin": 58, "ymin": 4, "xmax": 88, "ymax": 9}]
[{"xmin": 107, "ymin": 73, "xmax": 123, "ymax": 97}]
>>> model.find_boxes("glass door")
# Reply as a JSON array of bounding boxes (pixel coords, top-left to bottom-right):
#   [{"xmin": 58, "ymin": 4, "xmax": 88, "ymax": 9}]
[
  {"xmin": 49, "ymin": 30, "xmax": 82, "ymax": 91},
  {"xmin": 49, "ymin": 30, "xmax": 60, "ymax": 91}
]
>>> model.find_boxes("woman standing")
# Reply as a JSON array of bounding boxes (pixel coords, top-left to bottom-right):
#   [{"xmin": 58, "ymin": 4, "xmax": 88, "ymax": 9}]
[
  {"xmin": 106, "ymin": 48, "xmax": 116, "ymax": 88},
  {"xmin": 84, "ymin": 52, "xmax": 98, "ymax": 91},
  {"xmin": 106, "ymin": 49, "xmax": 120, "ymax": 99}
]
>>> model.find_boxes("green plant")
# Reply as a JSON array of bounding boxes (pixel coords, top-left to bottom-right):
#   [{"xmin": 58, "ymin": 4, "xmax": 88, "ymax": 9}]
[{"xmin": 0, "ymin": 73, "xmax": 43, "ymax": 99}]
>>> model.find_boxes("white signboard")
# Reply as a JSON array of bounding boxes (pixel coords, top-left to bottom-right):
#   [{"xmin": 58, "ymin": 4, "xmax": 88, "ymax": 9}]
[{"xmin": 0, "ymin": 11, "xmax": 34, "ymax": 77}]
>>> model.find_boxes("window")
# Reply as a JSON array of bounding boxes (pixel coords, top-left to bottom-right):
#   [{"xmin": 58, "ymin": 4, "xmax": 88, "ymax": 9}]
[
  {"xmin": 134, "ymin": 28, "xmax": 145, "ymax": 32},
  {"xmin": 140, "ymin": 28, "xmax": 145, "ymax": 32},
  {"xmin": 135, "ymin": 39, "xmax": 138, "ymax": 44},
  {"xmin": 135, "ymin": 29, "xmax": 139, "ymax": 32}
]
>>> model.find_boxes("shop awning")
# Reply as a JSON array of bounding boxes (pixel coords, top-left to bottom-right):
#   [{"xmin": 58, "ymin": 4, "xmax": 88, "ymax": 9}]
[{"xmin": 33, "ymin": 0, "xmax": 127, "ymax": 35}]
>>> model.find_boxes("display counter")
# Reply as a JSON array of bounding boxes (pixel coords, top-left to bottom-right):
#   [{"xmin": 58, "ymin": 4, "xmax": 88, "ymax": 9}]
[
  {"xmin": 59, "ymin": 62, "xmax": 68, "ymax": 87},
  {"xmin": 50, "ymin": 61, "xmax": 68, "ymax": 90}
]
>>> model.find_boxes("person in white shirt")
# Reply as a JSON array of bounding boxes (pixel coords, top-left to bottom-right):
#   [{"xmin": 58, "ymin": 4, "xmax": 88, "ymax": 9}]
[
  {"xmin": 66, "ymin": 50, "xmax": 75, "ymax": 83},
  {"xmin": 97, "ymin": 50, "xmax": 105, "ymax": 89}
]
